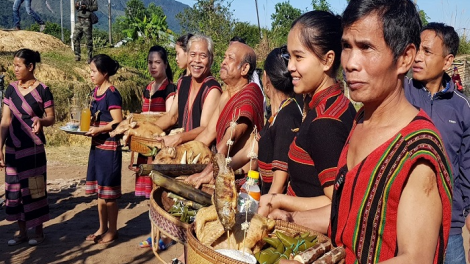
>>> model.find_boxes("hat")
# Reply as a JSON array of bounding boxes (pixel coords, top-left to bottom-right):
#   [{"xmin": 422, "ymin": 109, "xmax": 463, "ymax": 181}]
[{"xmin": 454, "ymin": 66, "xmax": 458, "ymax": 70}]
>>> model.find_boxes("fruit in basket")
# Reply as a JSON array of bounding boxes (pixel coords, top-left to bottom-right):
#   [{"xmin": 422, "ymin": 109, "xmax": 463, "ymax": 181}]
[
  {"xmin": 109, "ymin": 115, "xmax": 165, "ymax": 145},
  {"xmin": 153, "ymin": 140, "xmax": 212, "ymax": 164}
]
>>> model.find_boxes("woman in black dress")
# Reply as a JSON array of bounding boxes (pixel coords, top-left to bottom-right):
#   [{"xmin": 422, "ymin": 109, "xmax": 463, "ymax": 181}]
[{"xmin": 257, "ymin": 47, "xmax": 302, "ymax": 194}]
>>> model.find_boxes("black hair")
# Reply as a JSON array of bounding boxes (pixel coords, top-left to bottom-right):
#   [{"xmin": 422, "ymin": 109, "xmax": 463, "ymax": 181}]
[
  {"xmin": 240, "ymin": 50, "xmax": 256, "ymax": 80},
  {"xmin": 148, "ymin": 45, "xmax": 174, "ymax": 82},
  {"xmin": 230, "ymin": 36, "xmax": 246, "ymax": 44},
  {"xmin": 176, "ymin": 33, "xmax": 194, "ymax": 52},
  {"xmin": 90, "ymin": 54, "xmax": 120, "ymax": 77},
  {"xmin": 14, "ymin": 48, "xmax": 41, "ymax": 71},
  {"xmin": 264, "ymin": 47, "xmax": 293, "ymax": 96},
  {"xmin": 291, "ymin": 10, "xmax": 343, "ymax": 74},
  {"xmin": 422, "ymin": 22, "xmax": 460, "ymax": 56},
  {"xmin": 343, "ymin": 0, "xmax": 422, "ymax": 62}
]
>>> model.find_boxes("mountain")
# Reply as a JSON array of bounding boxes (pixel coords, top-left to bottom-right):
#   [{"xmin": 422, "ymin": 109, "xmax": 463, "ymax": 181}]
[{"xmin": 0, "ymin": 0, "xmax": 190, "ymax": 33}]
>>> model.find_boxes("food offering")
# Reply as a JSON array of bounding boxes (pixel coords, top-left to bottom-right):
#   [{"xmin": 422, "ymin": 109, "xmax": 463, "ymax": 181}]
[{"xmin": 185, "ymin": 117, "xmax": 345, "ymax": 264}]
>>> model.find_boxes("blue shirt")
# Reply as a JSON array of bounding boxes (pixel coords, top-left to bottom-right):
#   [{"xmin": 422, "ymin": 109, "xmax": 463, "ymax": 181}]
[{"xmin": 405, "ymin": 74, "xmax": 470, "ymax": 235}]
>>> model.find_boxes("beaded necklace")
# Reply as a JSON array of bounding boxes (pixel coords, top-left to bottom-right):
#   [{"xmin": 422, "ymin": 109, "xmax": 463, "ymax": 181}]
[{"xmin": 268, "ymin": 98, "xmax": 301, "ymax": 125}]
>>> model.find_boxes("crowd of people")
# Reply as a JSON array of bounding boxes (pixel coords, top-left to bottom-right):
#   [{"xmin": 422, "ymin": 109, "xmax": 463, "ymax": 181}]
[{"xmin": 1, "ymin": 0, "xmax": 470, "ymax": 263}]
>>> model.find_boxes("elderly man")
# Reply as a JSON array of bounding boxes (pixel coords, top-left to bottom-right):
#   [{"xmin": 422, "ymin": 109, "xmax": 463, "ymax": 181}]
[
  {"xmin": 186, "ymin": 41, "xmax": 264, "ymax": 188},
  {"xmin": 277, "ymin": 1, "xmax": 453, "ymax": 264},
  {"xmin": 155, "ymin": 35, "xmax": 222, "ymax": 147},
  {"xmin": 405, "ymin": 23, "xmax": 470, "ymax": 264}
]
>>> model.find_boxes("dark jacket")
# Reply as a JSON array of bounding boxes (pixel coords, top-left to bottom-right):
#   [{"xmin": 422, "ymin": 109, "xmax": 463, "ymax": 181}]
[
  {"xmin": 405, "ymin": 74, "xmax": 470, "ymax": 235},
  {"xmin": 76, "ymin": 0, "xmax": 98, "ymax": 19}
]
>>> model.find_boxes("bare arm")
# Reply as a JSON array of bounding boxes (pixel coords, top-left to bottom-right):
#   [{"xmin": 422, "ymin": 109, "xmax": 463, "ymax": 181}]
[
  {"xmin": 32, "ymin": 106, "xmax": 55, "ymax": 133},
  {"xmin": 165, "ymin": 95, "xmax": 174, "ymax": 113},
  {"xmin": 155, "ymin": 93, "xmax": 179, "ymax": 130},
  {"xmin": 267, "ymin": 204, "xmax": 331, "ymax": 234},
  {"xmin": 87, "ymin": 108, "xmax": 123, "ymax": 136},
  {"xmin": 379, "ymin": 162, "xmax": 442, "ymax": 264},
  {"xmin": 216, "ymin": 119, "xmax": 250, "ymax": 156},
  {"xmin": 195, "ymin": 93, "xmax": 223, "ymax": 146},
  {"xmin": 268, "ymin": 170, "xmax": 288, "ymax": 194},
  {"xmin": 258, "ymin": 188, "xmax": 333, "ymax": 217},
  {"xmin": 229, "ymin": 131, "xmax": 257, "ymax": 170},
  {"xmin": 159, "ymin": 89, "xmax": 221, "ymax": 147}
]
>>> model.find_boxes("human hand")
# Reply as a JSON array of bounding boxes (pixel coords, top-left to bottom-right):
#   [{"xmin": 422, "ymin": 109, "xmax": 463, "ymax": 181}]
[
  {"xmin": 185, "ymin": 163, "xmax": 214, "ymax": 188},
  {"xmin": 158, "ymin": 134, "xmax": 182, "ymax": 148},
  {"xmin": 85, "ymin": 126, "xmax": 101, "ymax": 137},
  {"xmin": 267, "ymin": 208, "xmax": 294, "ymax": 222},
  {"xmin": 258, "ymin": 193, "xmax": 278, "ymax": 217},
  {"xmin": 31, "ymin": 118, "xmax": 42, "ymax": 134}
]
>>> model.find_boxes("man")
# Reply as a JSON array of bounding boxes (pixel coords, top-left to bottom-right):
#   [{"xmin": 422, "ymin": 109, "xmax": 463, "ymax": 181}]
[
  {"xmin": 156, "ymin": 35, "xmax": 222, "ymax": 147},
  {"xmin": 405, "ymin": 23, "xmax": 470, "ymax": 264},
  {"xmin": 13, "ymin": 0, "xmax": 45, "ymax": 31},
  {"xmin": 72, "ymin": 0, "xmax": 98, "ymax": 62},
  {"xmin": 276, "ymin": 1, "xmax": 453, "ymax": 264},
  {"xmin": 186, "ymin": 41, "xmax": 264, "ymax": 188},
  {"xmin": 452, "ymin": 67, "xmax": 464, "ymax": 92}
]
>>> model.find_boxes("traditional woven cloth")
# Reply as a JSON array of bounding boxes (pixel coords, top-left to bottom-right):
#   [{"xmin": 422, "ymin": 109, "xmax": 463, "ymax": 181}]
[
  {"xmin": 3, "ymin": 82, "xmax": 53, "ymax": 228},
  {"xmin": 287, "ymin": 83, "xmax": 356, "ymax": 197},
  {"xmin": 329, "ymin": 109, "xmax": 453, "ymax": 264},
  {"xmin": 216, "ymin": 83, "xmax": 264, "ymax": 145},
  {"xmin": 86, "ymin": 86, "xmax": 123, "ymax": 199},
  {"xmin": 141, "ymin": 79, "xmax": 176, "ymax": 112}
]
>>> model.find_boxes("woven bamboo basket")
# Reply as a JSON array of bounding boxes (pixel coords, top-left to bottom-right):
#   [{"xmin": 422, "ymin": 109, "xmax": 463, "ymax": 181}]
[
  {"xmin": 186, "ymin": 219, "xmax": 331, "ymax": 264},
  {"xmin": 129, "ymin": 136, "xmax": 163, "ymax": 155},
  {"xmin": 131, "ymin": 112, "xmax": 165, "ymax": 123},
  {"xmin": 149, "ymin": 187, "xmax": 190, "ymax": 244}
]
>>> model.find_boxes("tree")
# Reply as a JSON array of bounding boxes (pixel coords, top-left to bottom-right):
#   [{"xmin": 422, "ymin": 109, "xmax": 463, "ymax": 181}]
[
  {"xmin": 177, "ymin": 0, "xmax": 236, "ymax": 78},
  {"xmin": 125, "ymin": 0, "xmax": 147, "ymax": 23},
  {"xmin": 177, "ymin": 0, "xmax": 234, "ymax": 45},
  {"xmin": 270, "ymin": 1, "xmax": 301, "ymax": 46},
  {"xmin": 118, "ymin": 0, "xmax": 169, "ymax": 42},
  {"xmin": 233, "ymin": 22, "xmax": 261, "ymax": 48},
  {"xmin": 459, "ymin": 35, "xmax": 470, "ymax": 55},
  {"xmin": 418, "ymin": 9, "xmax": 429, "ymax": 26},
  {"xmin": 312, "ymin": 0, "xmax": 331, "ymax": 11}
]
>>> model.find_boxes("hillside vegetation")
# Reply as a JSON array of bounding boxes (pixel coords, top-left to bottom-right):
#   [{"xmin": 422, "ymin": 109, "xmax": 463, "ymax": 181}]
[
  {"xmin": 0, "ymin": 30, "xmax": 146, "ymax": 145},
  {"xmin": 0, "ymin": 0, "xmax": 188, "ymax": 32}
]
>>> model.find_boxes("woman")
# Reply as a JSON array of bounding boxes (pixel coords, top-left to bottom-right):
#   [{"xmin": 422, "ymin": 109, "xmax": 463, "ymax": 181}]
[
  {"xmin": 141, "ymin": 45, "xmax": 176, "ymax": 114},
  {"xmin": 1, "ymin": 49, "xmax": 55, "ymax": 246},
  {"xmin": 136, "ymin": 45, "xmax": 176, "ymax": 198},
  {"xmin": 258, "ymin": 11, "xmax": 356, "ymax": 216},
  {"xmin": 257, "ymin": 46, "xmax": 302, "ymax": 194},
  {"xmin": 84, "ymin": 54, "xmax": 123, "ymax": 244},
  {"xmin": 175, "ymin": 33, "xmax": 193, "ymax": 77}
]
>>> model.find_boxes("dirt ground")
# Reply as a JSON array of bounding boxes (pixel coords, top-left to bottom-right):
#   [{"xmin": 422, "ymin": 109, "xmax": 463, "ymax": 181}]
[
  {"xmin": 1, "ymin": 145, "xmax": 469, "ymax": 264},
  {"xmin": 0, "ymin": 145, "xmax": 183, "ymax": 264}
]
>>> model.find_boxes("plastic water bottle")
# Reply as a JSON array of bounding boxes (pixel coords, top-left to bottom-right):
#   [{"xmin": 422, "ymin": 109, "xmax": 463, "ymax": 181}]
[{"xmin": 237, "ymin": 170, "xmax": 261, "ymax": 213}]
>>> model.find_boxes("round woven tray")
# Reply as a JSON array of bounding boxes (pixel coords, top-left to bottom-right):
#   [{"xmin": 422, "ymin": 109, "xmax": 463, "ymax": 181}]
[
  {"xmin": 149, "ymin": 187, "xmax": 190, "ymax": 244},
  {"xmin": 186, "ymin": 219, "xmax": 330, "ymax": 264}
]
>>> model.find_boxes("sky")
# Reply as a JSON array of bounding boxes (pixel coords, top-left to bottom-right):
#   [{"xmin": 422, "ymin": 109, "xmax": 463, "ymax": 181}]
[{"xmin": 176, "ymin": 0, "xmax": 470, "ymax": 36}]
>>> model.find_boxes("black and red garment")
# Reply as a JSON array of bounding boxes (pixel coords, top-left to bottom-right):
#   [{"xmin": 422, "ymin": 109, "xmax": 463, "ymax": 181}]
[
  {"xmin": 141, "ymin": 79, "xmax": 176, "ymax": 113},
  {"xmin": 286, "ymin": 83, "xmax": 356, "ymax": 197},
  {"xmin": 177, "ymin": 76, "xmax": 222, "ymax": 131},
  {"xmin": 257, "ymin": 98, "xmax": 302, "ymax": 194}
]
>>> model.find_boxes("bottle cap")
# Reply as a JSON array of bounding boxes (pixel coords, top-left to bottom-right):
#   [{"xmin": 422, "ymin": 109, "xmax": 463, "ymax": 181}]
[{"xmin": 248, "ymin": 170, "xmax": 259, "ymax": 180}]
